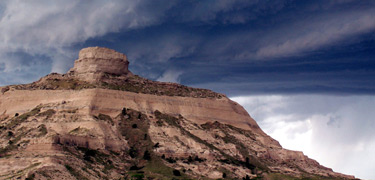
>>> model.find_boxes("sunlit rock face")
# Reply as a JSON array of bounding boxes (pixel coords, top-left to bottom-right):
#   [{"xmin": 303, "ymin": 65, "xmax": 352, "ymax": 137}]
[{"xmin": 68, "ymin": 47, "xmax": 130, "ymax": 82}]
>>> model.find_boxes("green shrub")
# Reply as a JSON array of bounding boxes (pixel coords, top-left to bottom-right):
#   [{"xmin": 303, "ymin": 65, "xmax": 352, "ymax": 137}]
[
  {"xmin": 131, "ymin": 174, "xmax": 144, "ymax": 180},
  {"xmin": 37, "ymin": 124, "xmax": 48, "ymax": 137},
  {"xmin": 143, "ymin": 150, "xmax": 151, "ymax": 160},
  {"xmin": 223, "ymin": 172, "xmax": 227, "ymax": 178},
  {"xmin": 129, "ymin": 147, "xmax": 137, "ymax": 158},
  {"xmin": 173, "ymin": 169, "xmax": 181, "ymax": 176},
  {"xmin": 37, "ymin": 109, "xmax": 56, "ymax": 118},
  {"xmin": 98, "ymin": 113, "xmax": 113, "ymax": 124},
  {"xmin": 122, "ymin": 108, "xmax": 127, "ymax": 115},
  {"xmin": 65, "ymin": 165, "xmax": 88, "ymax": 180},
  {"xmin": 7, "ymin": 131, "xmax": 13, "ymax": 137}
]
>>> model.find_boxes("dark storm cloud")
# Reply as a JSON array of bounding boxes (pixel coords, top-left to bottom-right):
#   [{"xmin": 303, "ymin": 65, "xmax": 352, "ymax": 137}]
[{"xmin": 186, "ymin": 45, "xmax": 375, "ymax": 96}]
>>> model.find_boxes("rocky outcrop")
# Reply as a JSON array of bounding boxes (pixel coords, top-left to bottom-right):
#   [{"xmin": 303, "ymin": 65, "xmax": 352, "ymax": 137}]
[
  {"xmin": 0, "ymin": 47, "xmax": 356, "ymax": 180},
  {"xmin": 68, "ymin": 47, "xmax": 130, "ymax": 82}
]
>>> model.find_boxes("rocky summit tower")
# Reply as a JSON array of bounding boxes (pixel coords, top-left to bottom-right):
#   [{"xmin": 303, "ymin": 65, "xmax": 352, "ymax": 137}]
[
  {"xmin": 0, "ymin": 47, "xmax": 356, "ymax": 179},
  {"xmin": 68, "ymin": 47, "xmax": 131, "ymax": 82}
]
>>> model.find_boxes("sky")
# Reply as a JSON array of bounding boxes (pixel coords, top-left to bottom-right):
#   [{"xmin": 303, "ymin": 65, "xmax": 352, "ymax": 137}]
[{"xmin": 0, "ymin": 0, "xmax": 374, "ymax": 179}]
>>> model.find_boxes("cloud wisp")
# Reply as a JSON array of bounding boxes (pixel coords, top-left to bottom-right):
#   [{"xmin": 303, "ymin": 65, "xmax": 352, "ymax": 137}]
[
  {"xmin": 156, "ymin": 69, "xmax": 183, "ymax": 83},
  {"xmin": 254, "ymin": 8, "xmax": 375, "ymax": 59}
]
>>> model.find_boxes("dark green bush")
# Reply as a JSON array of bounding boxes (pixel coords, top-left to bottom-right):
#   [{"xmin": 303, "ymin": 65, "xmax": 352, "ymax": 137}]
[
  {"xmin": 131, "ymin": 174, "xmax": 144, "ymax": 180},
  {"xmin": 173, "ymin": 169, "xmax": 181, "ymax": 176},
  {"xmin": 143, "ymin": 150, "xmax": 151, "ymax": 160},
  {"xmin": 122, "ymin": 108, "xmax": 127, "ymax": 115},
  {"xmin": 223, "ymin": 172, "xmax": 227, "ymax": 178},
  {"xmin": 129, "ymin": 147, "xmax": 137, "ymax": 158},
  {"xmin": 129, "ymin": 165, "xmax": 144, "ymax": 170},
  {"xmin": 166, "ymin": 157, "xmax": 176, "ymax": 163},
  {"xmin": 243, "ymin": 175, "xmax": 250, "ymax": 180}
]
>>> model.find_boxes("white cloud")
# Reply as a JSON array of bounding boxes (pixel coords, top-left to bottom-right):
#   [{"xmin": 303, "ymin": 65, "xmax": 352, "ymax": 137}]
[
  {"xmin": 0, "ymin": 0, "xmax": 172, "ymax": 73},
  {"xmin": 156, "ymin": 69, "xmax": 183, "ymax": 83},
  {"xmin": 231, "ymin": 95, "xmax": 375, "ymax": 179},
  {"xmin": 0, "ymin": 0, "xmax": 160, "ymax": 49}
]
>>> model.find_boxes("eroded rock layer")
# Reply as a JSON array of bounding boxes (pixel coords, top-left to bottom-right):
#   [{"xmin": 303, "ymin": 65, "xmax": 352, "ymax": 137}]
[{"xmin": 68, "ymin": 47, "xmax": 130, "ymax": 82}]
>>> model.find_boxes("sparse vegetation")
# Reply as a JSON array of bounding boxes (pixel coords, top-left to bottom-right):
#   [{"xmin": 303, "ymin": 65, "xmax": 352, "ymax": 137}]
[
  {"xmin": 122, "ymin": 108, "xmax": 127, "ymax": 115},
  {"xmin": 36, "ymin": 124, "xmax": 48, "ymax": 137},
  {"xmin": 166, "ymin": 157, "xmax": 177, "ymax": 163},
  {"xmin": 202, "ymin": 121, "xmax": 268, "ymax": 171},
  {"xmin": 243, "ymin": 175, "xmax": 251, "ymax": 180},
  {"xmin": 154, "ymin": 110, "xmax": 272, "ymax": 179},
  {"xmin": 69, "ymin": 127, "xmax": 89, "ymax": 135},
  {"xmin": 118, "ymin": 108, "xmax": 152, "ymax": 160},
  {"xmin": 0, "ymin": 107, "xmax": 44, "ymax": 157},
  {"xmin": 266, "ymin": 173, "xmax": 335, "ymax": 180},
  {"xmin": 65, "ymin": 164, "xmax": 89, "ymax": 180},
  {"xmin": 37, "ymin": 109, "xmax": 56, "ymax": 119},
  {"xmin": 132, "ymin": 124, "xmax": 138, "ymax": 128},
  {"xmin": 116, "ymin": 108, "xmax": 193, "ymax": 179},
  {"xmin": 131, "ymin": 173, "xmax": 144, "ymax": 180},
  {"xmin": 129, "ymin": 146, "xmax": 138, "ymax": 158},
  {"xmin": 5, "ymin": 106, "xmax": 41, "ymax": 129},
  {"xmin": 25, "ymin": 173, "xmax": 35, "ymax": 180},
  {"xmin": 143, "ymin": 150, "xmax": 151, "ymax": 160},
  {"xmin": 60, "ymin": 109, "xmax": 77, "ymax": 113},
  {"xmin": 12, "ymin": 73, "xmax": 225, "ymax": 99},
  {"xmin": 7, "ymin": 131, "xmax": 14, "ymax": 137},
  {"xmin": 98, "ymin": 113, "xmax": 113, "ymax": 125},
  {"xmin": 0, "ymin": 162, "xmax": 41, "ymax": 179},
  {"xmin": 0, "ymin": 130, "xmax": 27, "ymax": 157},
  {"xmin": 156, "ymin": 119, "xmax": 164, "ymax": 126},
  {"xmin": 223, "ymin": 172, "xmax": 227, "ymax": 178},
  {"xmin": 173, "ymin": 169, "xmax": 181, "ymax": 176}
]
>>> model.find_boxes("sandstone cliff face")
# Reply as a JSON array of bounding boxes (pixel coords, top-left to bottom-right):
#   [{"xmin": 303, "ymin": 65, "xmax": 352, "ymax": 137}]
[
  {"xmin": 0, "ymin": 89, "xmax": 263, "ymax": 135},
  {"xmin": 68, "ymin": 47, "xmax": 130, "ymax": 82},
  {"xmin": 0, "ymin": 47, "xmax": 356, "ymax": 180}
]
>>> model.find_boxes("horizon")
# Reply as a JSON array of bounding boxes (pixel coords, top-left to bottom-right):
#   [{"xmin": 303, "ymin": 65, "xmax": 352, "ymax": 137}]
[{"xmin": 0, "ymin": 1, "xmax": 374, "ymax": 179}]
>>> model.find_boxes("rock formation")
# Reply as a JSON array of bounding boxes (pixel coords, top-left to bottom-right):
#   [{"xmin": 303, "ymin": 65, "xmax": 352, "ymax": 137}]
[
  {"xmin": 68, "ymin": 47, "xmax": 131, "ymax": 82},
  {"xmin": 0, "ymin": 47, "xmax": 356, "ymax": 179}
]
